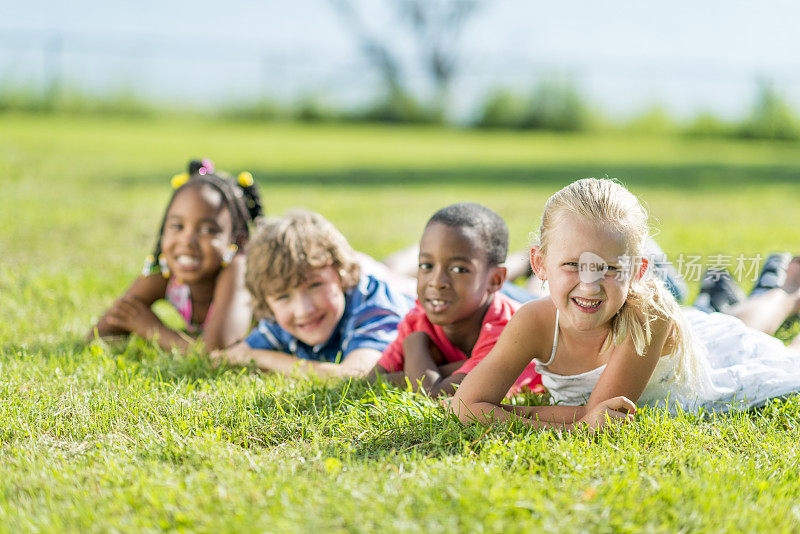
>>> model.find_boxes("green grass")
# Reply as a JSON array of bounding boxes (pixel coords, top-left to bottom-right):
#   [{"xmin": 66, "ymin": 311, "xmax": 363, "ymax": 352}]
[{"xmin": 2, "ymin": 114, "xmax": 800, "ymax": 532}]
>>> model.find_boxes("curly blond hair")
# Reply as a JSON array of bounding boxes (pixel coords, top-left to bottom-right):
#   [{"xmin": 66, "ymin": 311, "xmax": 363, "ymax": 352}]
[{"xmin": 245, "ymin": 209, "xmax": 361, "ymax": 321}]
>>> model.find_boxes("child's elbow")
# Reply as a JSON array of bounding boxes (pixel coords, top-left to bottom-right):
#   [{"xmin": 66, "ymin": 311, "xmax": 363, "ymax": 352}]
[
  {"xmin": 88, "ymin": 318, "xmax": 128, "ymax": 342},
  {"xmin": 427, "ymin": 380, "xmax": 457, "ymax": 398},
  {"xmin": 200, "ymin": 336, "xmax": 224, "ymax": 352},
  {"xmin": 200, "ymin": 330, "xmax": 241, "ymax": 352},
  {"xmin": 364, "ymin": 365, "xmax": 382, "ymax": 383},
  {"xmin": 446, "ymin": 392, "xmax": 478, "ymax": 424}
]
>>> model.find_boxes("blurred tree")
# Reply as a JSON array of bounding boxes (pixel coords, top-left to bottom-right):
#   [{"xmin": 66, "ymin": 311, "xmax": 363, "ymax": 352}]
[
  {"xmin": 475, "ymin": 78, "xmax": 592, "ymax": 131},
  {"xmin": 475, "ymin": 88, "xmax": 530, "ymax": 129},
  {"xmin": 625, "ymin": 104, "xmax": 676, "ymax": 135},
  {"xmin": 738, "ymin": 80, "xmax": 799, "ymax": 141},
  {"xmin": 329, "ymin": 0, "xmax": 485, "ymax": 119},
  {"xmin": 523, "ymin": 78, "xmax": 589, "ymax": 132},
  {"xmin": 683, "ymin": 111, "xmax": 732, "ymax": 138}
]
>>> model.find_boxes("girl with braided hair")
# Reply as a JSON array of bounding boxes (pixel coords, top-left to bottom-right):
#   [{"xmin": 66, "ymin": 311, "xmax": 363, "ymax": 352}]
[{"xmin": 91, "ymin": 159, "xmax": 264, "ymax": 351}]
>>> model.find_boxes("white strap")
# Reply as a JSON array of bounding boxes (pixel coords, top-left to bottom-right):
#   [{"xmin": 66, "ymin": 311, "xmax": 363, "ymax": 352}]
[{"xmin": 541, "ymin": 308, "xmax": 559, "ymax": 367}]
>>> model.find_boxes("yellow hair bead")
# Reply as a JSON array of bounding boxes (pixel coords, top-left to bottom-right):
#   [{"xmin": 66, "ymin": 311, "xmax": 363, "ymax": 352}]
[
  {"xmin": 238, "ymin": 171, "xmax": 254, "ymax": 187},
  {"xmin": 158, "ymin": 253, "xmax": 170, "ymax": 279},
  {"xmin": 171, "ymin": 173, "xmax": 189, "ymax": 189}
]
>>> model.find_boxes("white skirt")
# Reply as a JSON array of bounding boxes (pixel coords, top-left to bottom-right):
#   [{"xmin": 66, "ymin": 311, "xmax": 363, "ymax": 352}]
[{"xmin": 537, "ymin": 309, "xmax": 800, "ymax": 413}]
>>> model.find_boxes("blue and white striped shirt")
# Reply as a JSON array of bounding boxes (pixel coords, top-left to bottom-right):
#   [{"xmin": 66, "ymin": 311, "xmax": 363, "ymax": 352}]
[{"xmin": 244, "ymin": 273, "xmax": 414, "ymax": 363}]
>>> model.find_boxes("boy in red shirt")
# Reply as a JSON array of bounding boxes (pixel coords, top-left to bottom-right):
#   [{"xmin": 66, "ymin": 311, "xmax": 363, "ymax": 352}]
[{"xmin": 369, "ymin": 203, "xmax": 542, "ymax": 396}]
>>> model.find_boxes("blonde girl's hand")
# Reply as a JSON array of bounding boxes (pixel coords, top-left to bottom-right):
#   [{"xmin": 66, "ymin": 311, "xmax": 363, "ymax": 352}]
[
  {"xmin": 579, "ymin": 396, "xmax": 637, "ymax": 431},
  {"xmin": 105, "ymin": 296, "xmax": 162, "ymax": 338}
]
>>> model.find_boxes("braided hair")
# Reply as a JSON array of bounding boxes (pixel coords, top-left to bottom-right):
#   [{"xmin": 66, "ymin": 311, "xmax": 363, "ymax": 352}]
[{"xmin": 143, "ymin": 159, "xmax": 264, "ymax": 276}]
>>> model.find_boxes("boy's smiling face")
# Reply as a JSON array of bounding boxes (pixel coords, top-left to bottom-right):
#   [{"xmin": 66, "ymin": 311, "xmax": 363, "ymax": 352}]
[
  {"xmin": 417, "ymin": 223, "xmax": 504, "ymax": 336},
  {"xmin": 265, "ymin": 265, "xmax": 346, "ymax": 347}
]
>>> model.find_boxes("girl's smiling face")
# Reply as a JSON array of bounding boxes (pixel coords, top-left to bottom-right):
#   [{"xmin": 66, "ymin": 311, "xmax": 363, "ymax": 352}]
[
  {"xmin": 534, "ymin": 215, "xmax": 633, "ymax": 332},
  {"xmin": 160, "ymin": 184, "xmax": 234, "ymax": 286}
]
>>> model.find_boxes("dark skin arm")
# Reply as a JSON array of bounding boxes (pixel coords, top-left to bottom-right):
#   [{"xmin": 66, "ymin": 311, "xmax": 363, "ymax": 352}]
[
  {"xmin": 197, "ymin": 255, "xmax": 252, "ymax": 350},
  {"xmin": 89, "ymin": 256, "xmax": 252, "ymax": 352},
  {"xmin": 367, "ymin": 359, "xmax": 465, "ymax": 394},
  {"xmin": 403, "ymin": 332, "xmax": 467, "ymax": 396},
  {"xmin": 101, "ymin": 293, "xmax": 194, "ymax": 349},
  {"xmin": 91, "ymin": 272, "xmax": 174, "ymax": 342}
]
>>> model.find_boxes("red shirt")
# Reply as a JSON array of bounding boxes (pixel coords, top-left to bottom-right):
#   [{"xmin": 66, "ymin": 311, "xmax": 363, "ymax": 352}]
[{"xmin": 378, "ymin": 292, "xmax": 542, "ymax": 393}]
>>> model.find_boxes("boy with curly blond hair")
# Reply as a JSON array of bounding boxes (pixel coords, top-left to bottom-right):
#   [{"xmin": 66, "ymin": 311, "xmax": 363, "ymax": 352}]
[{"xmin": 216, "ymin": 210, "xmax": 413, "ymax": 377}]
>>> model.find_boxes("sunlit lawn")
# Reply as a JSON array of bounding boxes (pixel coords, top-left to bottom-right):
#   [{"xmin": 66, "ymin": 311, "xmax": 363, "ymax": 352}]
[{"xmin": 1, "ymin": 114, "xmax": 799, "ymax": 531}]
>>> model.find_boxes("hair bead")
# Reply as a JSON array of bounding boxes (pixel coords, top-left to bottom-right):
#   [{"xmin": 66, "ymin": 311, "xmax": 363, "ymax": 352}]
[
  {"xmin": 142, "ymin": 254, "xmax": 156, "ymax": 276},
  {"xmin": 171, "ymin": 173, "xmax": 189, "ymax": 189},
  {"xmin": 221, "ymin": 243, "xmax": 238, "ymax": 267},
  {"xmin": 158, "ymin": 254, "xmax": 171, "ymax": 279}
]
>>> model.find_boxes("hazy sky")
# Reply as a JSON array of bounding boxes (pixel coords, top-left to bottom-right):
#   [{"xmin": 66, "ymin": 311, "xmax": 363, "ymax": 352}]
[{"xmin": 3, "ymin": 0, "xmax": 800, "ymax": 118}]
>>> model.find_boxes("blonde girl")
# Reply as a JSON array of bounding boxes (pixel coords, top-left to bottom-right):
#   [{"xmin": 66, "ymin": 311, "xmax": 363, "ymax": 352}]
[{"xmin": 451, "ymin": 178, "xmax": 800, "ymax": 431}]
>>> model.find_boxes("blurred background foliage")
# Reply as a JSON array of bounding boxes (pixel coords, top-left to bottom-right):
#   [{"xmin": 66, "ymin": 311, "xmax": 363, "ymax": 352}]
[{"xmin": 3, "ymin": 77, "xmax": 798, "ymax": 141}]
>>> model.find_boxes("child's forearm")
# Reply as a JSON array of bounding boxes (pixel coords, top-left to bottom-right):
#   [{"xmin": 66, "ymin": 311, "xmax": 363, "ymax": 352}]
[
  {"xmin": 407, "ymin": 360, "xmax": 468, "ymax": 397},
  {"xmin": 369, "ymin": 365, "xmax": 463, "ymax": 396},
  {"xmin": 88, "ymin": 316, "xmax": 129, "ymax": 340},
  {"xmin": 216, "ymin": 344, "xmax": 369, "ymax": 378},
  {"xmin": 420, "ymin": 362, "xmax": 467, "ymax": 396},
  {"xmin": 240, "ymin": 348, "xmax": 336, "ymax": 376},
  {"xmin": 437, "ymin": 360, "xmax": 464, "ymax": 376},
  {"xmin": 201, "ymin": 260, "xmax": 253, "ymax": 351},
  {"xmin": 151, "ymin": 324, "xmax": 195, "ymax": 352},
  {"xmin": 403, "ymin": 332, "xmax": 457, "ymax": 393},
  {"xmin": 90, "ymin": 315, "xmax": 194, "ymax": 351},
  {"xmin": 500, "ymin": 404, "xmax": 587, "ymax": 425},
  {"xmin": 199, "ymin": 327, "xmax": 244, "ymax": 352},
  {"xmin": 404, "ymin": 351, "xmax": 443, "ymax": 394},
  {"xmin": 449, "ymin": 399, "xmax": 586, "ymax": 430},
  {"xmin": 426, "ymin": 373, "xmax": 465, "ymax": 397},
  {"xmin": 118, "ymin": 313, "xmax": 195, "ymax": 351},
  {"xmin": 367, "ymin": 367, "xmax": 408, "ymax": 387}
]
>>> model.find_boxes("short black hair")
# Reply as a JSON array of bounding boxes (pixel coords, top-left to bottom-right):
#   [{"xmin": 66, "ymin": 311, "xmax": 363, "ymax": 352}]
[{"xmin": 426, "ymin": 202, "xmax": 508, "ymax": 266}]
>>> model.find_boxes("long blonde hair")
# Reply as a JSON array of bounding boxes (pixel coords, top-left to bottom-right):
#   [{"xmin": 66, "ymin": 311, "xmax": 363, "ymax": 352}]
[{"xmin": 538, "ymin": 178, "xmax": 696, "ymax": 383}]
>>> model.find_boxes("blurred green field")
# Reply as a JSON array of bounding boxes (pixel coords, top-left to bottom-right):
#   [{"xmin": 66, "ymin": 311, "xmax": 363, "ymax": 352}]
[{"xmin": 1, "ymin": 114, "xmax": 800, "ymax": 532}]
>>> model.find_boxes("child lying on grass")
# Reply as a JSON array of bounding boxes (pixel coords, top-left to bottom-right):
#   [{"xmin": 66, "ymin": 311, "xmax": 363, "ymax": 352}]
[
  {"xmin": 368, "ymin": 203, "xmax": 542, "ymax": 396},
  {"xmin": 90, "ymin": 159, "xmax": 262, "ymax": 351},
  {"xmin": 450, "ymin": 178, "xmax": 800, "ymax": 431},
  {"xmin": 213, "ymin": 210, "xmax": 413, "ymax": 377}
]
